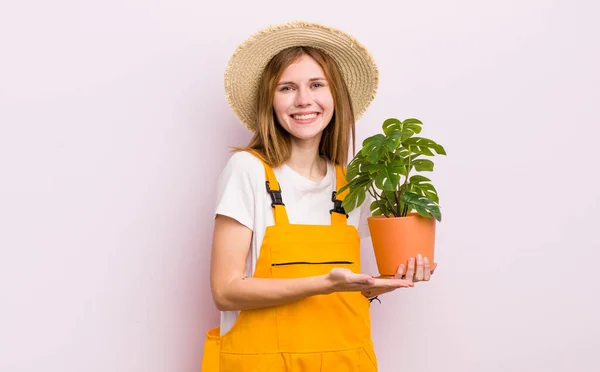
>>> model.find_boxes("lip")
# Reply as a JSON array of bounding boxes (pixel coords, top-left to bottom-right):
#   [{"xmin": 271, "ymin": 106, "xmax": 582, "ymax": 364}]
[
  {"xmin": 290, "ymin": 112, "xmax": 320, "ymax": 124},
  {"xmin": 290, "ymin": 111, "xmax": 320, "ymax": 116}
]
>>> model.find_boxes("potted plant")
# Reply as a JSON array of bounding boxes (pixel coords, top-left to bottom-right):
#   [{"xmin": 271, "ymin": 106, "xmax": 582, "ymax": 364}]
[{"xmin": 338, "ymin": 118, "xmax": 447, "ymax": 276}]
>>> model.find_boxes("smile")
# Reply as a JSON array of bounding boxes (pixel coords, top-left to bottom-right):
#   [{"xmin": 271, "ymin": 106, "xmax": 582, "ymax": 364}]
[{"xmin": 291, "ymin": 113, "xmax": 319, "ymax": 120}]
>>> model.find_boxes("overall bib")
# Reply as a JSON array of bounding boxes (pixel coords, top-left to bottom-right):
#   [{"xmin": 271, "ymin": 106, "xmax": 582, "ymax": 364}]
[{"xmin": 202, "ymin": 152, "xmax": 377, "ymax": 371}]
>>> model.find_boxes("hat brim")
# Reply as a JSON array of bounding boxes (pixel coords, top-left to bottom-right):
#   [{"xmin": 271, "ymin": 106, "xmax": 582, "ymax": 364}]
[{"xmin": 224, "ymin": 21, "xmax": 379, "ymax": 132}]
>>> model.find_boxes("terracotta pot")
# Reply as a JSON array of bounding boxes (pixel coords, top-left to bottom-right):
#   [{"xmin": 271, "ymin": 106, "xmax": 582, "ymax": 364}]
[{"xmin": 367, "ymin": 212, "xmax": 436, "ymax": 276}]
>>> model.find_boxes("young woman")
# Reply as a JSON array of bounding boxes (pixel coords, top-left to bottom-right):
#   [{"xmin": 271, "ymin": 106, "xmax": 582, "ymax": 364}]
[{"xmin": 202, "ymin": 21, "xmax": 436, "ymax": 371}]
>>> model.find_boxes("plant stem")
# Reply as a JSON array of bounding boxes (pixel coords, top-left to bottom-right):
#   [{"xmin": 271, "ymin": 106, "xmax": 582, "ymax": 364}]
[
  {"xmin": 368, "ymin": 187, "xmax": 377, "ymax": 200},
  {"xmin": 371, "ymin": 186, "xmax": 396, "ymax": 218},
  {"xmin": 399, "ymin": 151, "xmax": 412, "ymax": 217},
  {"xmin": 383, "ymin": 193, "xmax": 397, "ymax": 217}
]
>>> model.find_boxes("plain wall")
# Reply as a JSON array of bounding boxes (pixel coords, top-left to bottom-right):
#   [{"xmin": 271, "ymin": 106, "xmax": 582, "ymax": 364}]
[{"xmin": 1, "ymin": 1, "xmax": 599, "ymax": 371}]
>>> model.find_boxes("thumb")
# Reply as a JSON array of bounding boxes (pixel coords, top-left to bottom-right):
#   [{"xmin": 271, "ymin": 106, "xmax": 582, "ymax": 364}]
[
  {"xmin": 354, "ymin": 273, "xmax": 375, "ymax": 284},
  {"xmin": 395, "ymin": 264, "xmax": 405, "ymax": 279}
]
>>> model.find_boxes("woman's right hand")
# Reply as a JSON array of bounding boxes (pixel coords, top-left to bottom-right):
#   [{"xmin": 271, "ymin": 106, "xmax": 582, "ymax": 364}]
[{"xmin": 324, "ymin": 268, "xmax": 414, "ymax": 294}]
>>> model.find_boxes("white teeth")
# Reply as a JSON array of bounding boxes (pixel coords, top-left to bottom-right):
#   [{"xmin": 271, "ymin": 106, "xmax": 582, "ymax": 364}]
[{"xmin": 293, "ymin": 113, "xmax": 317, "ymax": 120}]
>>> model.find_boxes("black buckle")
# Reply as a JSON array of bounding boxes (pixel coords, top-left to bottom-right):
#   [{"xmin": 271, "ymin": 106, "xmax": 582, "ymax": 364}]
[
  {"xmin": 266, "ymin": 181, "xmax": 284, "ymax": 208},
  {"xmin": 330, "ymin": 191, "xmax": 348, "ymax": 217}
]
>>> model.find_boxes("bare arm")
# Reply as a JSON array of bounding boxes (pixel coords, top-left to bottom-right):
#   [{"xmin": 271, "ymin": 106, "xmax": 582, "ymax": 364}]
[
  {"xmin": 209, "ymin": 215, "xmax": 414, "ymax": 312},
  {"xmin": 209, "ymin": 214, "xmax": 334, "ymax": 311}
]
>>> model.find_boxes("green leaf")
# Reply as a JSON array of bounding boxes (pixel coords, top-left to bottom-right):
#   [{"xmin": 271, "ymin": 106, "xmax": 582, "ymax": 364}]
[
  {"xmin": 382, "ymin": 118, "xmax": 403, "ymax": 136},
  {"xmin": 388, "ymin": 156, "xmax": 408, "ymax": 177},
  {"xmin": 411, "ymin": 159, "xmax": 434, "ymax": 172},
  {"xmin": 369, "ymin": 199, "xmax": 385, "ymax": 217},
  {"xmin": 337, "ymin": 182, "xmax": 350, "ymax": 195},
  {"xmin": 417, "ymin": 183, "xmax": 437, "ymax": 193},
  {"xmin": 414, "ymin": 204, "xmax": 431, "ymax": 219},
  {"xmin": 426, "ymin": 204, "xmax": 442, "ymax": 222},
  {"xmin": 402, "ymin": 118, "xmax": 423, "ymax": 126},
  {"xmin": 370, "ymin": 164, "xmax": 402, "ymax": 191},
  {"xmin": 424, "ymin": 190, "xmax": 440, "ymax": 204},
  {"xmin": 397, "ymin": 148, "xmax": 410, "ymax": 157},
  {"xmin": 402, "ymin": 192, "xmax": 442, "ymax": 222},
  {"xmin": 411, "ymin": 181, "xmax": 439, "ymax": 204},
  {"xmin": 414, "ymin": 146, "xmax": 435, "ymax": 156},
  {"xmin": 342, "ymin": 185, "xmax": 367, "ymax": 213},
  {"xmin": 361, "ymin": 133, "xmax": 384, "ymax": 152},
  {"xmin": 434, "ymin": 144, "xmax": 447, "ymax": 155},
  {"xmin": 401, "ymin": 128, "xmax": 417, "ymax": 142},
  {"xmin": 403, "ymin": 137, "xmax": 444, "ymax": 156},
  {"xmin": 361, "ymin": 134, "xmax": 398, "ymax": 163},
  {"xmin": 381, "ymin": 118, "xmax": 423, "ymax": 142},
  {"xmin": 409, "ymin": 175, "xmax": 432, "ymax": 184},
  {"xmin": 404, "ymin": 122, "xmax": 423, "ymax": 134},
  {"xmin": 339, "ymin": 173, "xmax": 370, "ymax": 195},
  {"xmin": 346, "ymin": 153, "xmax": 365, "ymax": 180},
  {"xmin": 371, "ymin": 208, "xmax": 383, "ymax": 216}
]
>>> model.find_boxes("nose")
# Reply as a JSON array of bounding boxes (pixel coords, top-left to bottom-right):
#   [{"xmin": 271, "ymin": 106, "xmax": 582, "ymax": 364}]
[{"xmin": 294, "ymin": 86, "xmax": 312, "ymax": 107}]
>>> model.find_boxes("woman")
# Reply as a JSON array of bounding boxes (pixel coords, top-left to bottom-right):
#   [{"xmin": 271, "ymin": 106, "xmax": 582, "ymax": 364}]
[{"xmin": 202, "ymin": 21, "xmax": 436, "ymax": 371}]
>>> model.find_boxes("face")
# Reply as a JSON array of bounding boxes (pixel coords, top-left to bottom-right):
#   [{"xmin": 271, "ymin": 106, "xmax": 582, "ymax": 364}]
[{"xmin": 272, "ymin": 54, "xmax": 335, "ymax": 143}]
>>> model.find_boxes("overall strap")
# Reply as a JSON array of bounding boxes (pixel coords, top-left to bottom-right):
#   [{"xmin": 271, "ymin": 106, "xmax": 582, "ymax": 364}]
[
  {"xmin": 247, "ymin": 150, "xmax": 290, "ymax": 225},
  {"xmin": 331, "ymin": 165, "xmax": 349, "ymax": 226}
]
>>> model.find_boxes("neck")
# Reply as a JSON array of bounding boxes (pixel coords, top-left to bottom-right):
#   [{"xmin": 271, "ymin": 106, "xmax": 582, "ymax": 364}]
[{"xmin": 287, "ymin": 136, "xmax": 327, "ymax": 182}]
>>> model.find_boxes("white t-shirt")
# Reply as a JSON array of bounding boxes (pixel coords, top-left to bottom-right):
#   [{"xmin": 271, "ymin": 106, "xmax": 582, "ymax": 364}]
[{"xmin": 214, "ymin": 151, "xmax": 373, "ymax": 335}]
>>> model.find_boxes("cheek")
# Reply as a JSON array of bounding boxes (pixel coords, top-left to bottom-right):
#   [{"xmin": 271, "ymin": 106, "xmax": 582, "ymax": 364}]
[
  {"xmin": 272, "ymin": 95, "xmax": 291, "ymax": 120},
  {"xmin": 317, "ymin": 92, "xmax": 335, "ymax": 112}
]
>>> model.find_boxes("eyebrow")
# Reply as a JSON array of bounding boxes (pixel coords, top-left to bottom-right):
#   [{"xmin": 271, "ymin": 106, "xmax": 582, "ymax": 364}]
[{"xmin": 277, "ymin": 77, "xmax": 327, "ymax": 86}]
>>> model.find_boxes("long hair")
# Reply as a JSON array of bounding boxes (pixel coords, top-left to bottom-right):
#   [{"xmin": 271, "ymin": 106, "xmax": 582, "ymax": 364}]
[{"xmin": 236, "ymin": 46, "xmax": 355, "ymax": 167}]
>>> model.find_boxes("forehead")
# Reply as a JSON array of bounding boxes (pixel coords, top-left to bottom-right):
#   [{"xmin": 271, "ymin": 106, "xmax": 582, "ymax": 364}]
[{"xmin": 278, "ymin": 54, "xmax": 326, "ymax": 81}]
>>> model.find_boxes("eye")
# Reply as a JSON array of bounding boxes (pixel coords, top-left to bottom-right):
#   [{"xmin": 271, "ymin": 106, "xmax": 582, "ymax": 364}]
[
  {"xmin": 279, "ymin": 86, "xmax": 293, "ymax": 92},
  {"xmin": 312, "ymin": 82, "xmax": 324, "ymax": 88}
]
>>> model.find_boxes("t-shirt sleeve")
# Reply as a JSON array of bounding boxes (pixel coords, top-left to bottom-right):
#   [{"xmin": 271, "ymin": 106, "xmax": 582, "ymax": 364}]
[
  {"xmin": 357, "ymin": 192, "xmax": 375, "ymax": 239},
  {"xmin": 214, "ymin": 152, "xmax": 261, "ymax": 231}
]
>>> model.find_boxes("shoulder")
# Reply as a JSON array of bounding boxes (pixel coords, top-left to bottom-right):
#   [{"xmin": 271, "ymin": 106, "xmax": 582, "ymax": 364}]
[
  {"xmin": 224, "ymin": 150, "xmax": 264, "ymax": 171},
  {"xmin": 219, "ymin": 151, "xmax": 264, "ymax": 181},
  {"xmin": 214, "ymin": 151, "xmax": 266, "ymax": 230},
  {"xmin": 216, "ymin": 150, "xmax": 267, "ymax": 197}
]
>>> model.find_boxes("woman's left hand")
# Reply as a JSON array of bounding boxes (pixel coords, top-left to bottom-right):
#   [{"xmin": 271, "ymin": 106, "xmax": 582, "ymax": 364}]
[
  {"xmin": 403, "ymin": 254, "xmax": 437, "ymax": 283},
  {"xmin": 361, "ymin": 254, "xmax": 437, "ymax": 299}
]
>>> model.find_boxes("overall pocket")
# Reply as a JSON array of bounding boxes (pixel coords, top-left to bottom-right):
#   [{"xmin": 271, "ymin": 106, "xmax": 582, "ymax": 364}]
[
  {"xmin": 201, "ymin": 327, "xmax": 221, "ymax": 372},
  {"xmin": 271, "ymin": 260, "xmax": 355, "ymax": 278}
]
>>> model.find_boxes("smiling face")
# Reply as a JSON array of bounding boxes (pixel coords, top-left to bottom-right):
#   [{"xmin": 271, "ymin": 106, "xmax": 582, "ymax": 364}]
[
  {"xmin": 250, "ymin": 46, "xmax": 355, "ymax": 167},
  {"xmin": 272, "ymin": 54, "xmax": 335, "ymax": 143}
]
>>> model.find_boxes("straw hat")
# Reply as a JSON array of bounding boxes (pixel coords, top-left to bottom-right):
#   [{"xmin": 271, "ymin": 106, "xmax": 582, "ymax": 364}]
[{"xmin": 224, "ymin": 20, "xmax": 379, "ymax": 131}]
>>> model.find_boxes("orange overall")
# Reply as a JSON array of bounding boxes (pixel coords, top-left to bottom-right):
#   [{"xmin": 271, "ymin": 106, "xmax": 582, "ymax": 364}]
[{"xmin": 202, "ymin": 152, "xmax": 377, "ymax": 371}]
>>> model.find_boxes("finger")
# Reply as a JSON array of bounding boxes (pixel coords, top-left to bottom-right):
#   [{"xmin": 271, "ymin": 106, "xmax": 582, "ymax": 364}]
[
  {"xmin": 405, "ymin": 257, "xmax": 415, "ymax": 282},
  {"xmin": 423, "ymin": 257, "xmax": 431, "ymax": 281},
  {"xmin": 414, "ymin": 254, "xmax": 424, "ymax": 282},
  {"xmin": 347, "ymin": 272, "xmax": 375, "ymax": 285},
  {"xmin": 359, "ymin": 275, "xmax": 376, "ymax": 285},
  {"xmin": 370, "ymin": 278, "xmax": 414, "ymax": 289},
  {"xmin": 365, "ymin": 278, "xmax": 414, "ymax": 297},
  {"xmin": 389, "ymin": 279, "xmax": 414, "ymax": 288},
  {"xmin": 395, "ymin": 279, "xmax": 415, "ymax": 288},
  {"xmin": 394, "ymin": 265, "xmax": 405, "ymax": 279}
]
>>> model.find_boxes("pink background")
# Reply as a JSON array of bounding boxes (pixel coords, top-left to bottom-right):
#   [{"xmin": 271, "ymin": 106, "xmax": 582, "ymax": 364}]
[{"xmin": 1, "ymin": 1, "xmax": 599, "ymax": 371}]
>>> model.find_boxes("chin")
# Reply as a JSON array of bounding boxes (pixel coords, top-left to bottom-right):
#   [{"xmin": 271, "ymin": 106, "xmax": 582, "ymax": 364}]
[
  {"xmin": 291, "ymin": 133, "xmax": 322, "ymax": 142},
  {"xmin": 284, "ymin": 120, "xmax": 328, "ymax": 139},
  {"xmin": 288, "ymin": 126, "xmax": 325, "ymax": 142}
]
